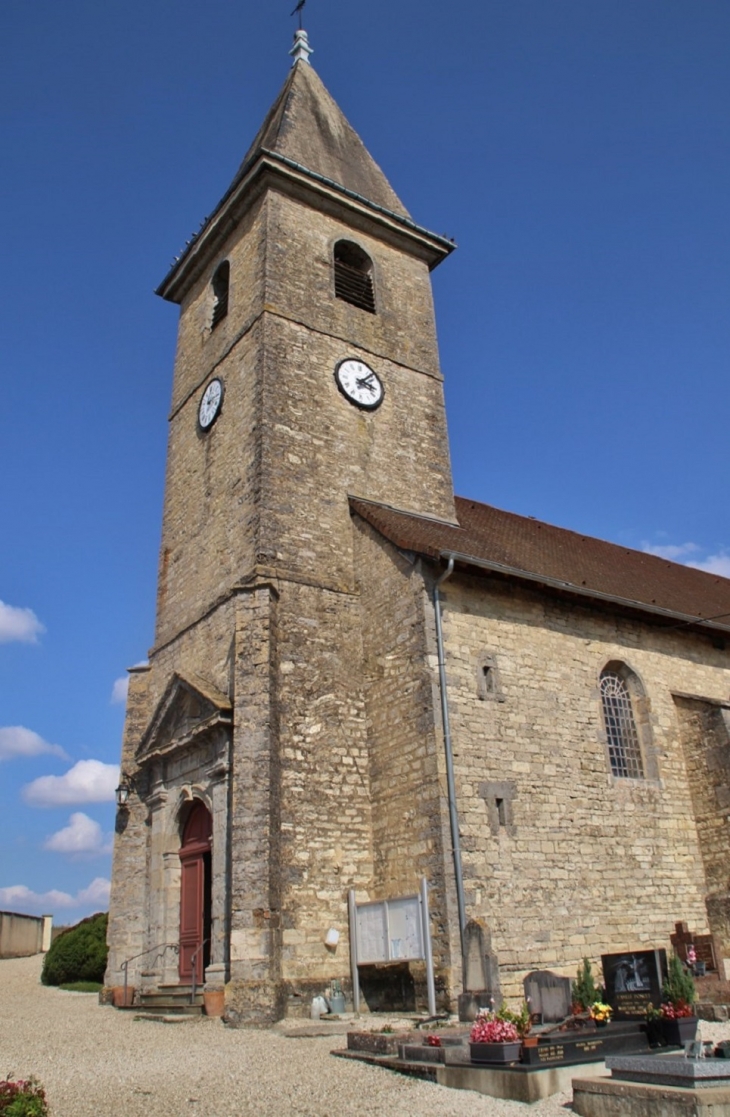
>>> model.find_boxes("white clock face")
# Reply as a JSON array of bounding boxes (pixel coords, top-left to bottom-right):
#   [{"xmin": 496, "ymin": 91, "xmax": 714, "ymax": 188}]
[
  {"xmin": 334, "ymin": 359, "xmax": 384, "ymax": 411},
  {"xmin": 198, "ymin": 378, "xmax": 223, "ymax": 430}
]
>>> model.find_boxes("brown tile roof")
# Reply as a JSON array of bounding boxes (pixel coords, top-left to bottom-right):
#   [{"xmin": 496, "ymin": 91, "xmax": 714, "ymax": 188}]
[{"xmin": 350, "ymin": 495, "xmax": 730, "ymax": 635}]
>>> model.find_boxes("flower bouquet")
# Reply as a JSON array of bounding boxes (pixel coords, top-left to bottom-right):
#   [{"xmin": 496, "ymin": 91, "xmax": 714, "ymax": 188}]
[
  {"xmin": 469, "ymin": 1011, "xmax": 522, "ymax": 1064},
  {"xmin": 589, "ymin": 1001, "xmax": 613, "ymax": 1027}
]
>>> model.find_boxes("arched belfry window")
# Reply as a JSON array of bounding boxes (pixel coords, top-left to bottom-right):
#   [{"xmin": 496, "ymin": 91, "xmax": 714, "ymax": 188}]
[
  {"xmin": 211, "ymin": 261, "xmax": 230, "ymax": 329},
  {"xmin": 334, "ymin": 240, "xmax": 375, "ymax": 313},
  {"xmin": 600, "ymin": 667, "xmax": 645, "ymax": 779}
]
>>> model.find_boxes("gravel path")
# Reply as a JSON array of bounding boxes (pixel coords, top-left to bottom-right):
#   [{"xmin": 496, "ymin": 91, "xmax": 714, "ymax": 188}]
[{"xmin": 2, "ymin": 955, "xmax": 729, "ymax": 1117}]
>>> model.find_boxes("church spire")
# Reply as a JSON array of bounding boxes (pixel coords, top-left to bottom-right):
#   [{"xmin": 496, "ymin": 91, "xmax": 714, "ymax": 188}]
[{"xmin": 289, "ymin": 28, "xmax": 313, "ymax": 66}]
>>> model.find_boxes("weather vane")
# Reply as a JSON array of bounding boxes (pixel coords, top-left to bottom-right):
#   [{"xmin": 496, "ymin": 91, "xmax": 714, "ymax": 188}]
[{"xmin": 291, "ymin": 0, "xmax": 306, "ymax": 30}]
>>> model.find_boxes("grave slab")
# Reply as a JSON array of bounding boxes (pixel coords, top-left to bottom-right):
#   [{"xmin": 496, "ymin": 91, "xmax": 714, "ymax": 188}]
[
  {"xmin": 606, "ymin": 1053, "xmax": 730, "ymax": 1088},
  {"xmin": 573, "ymin": 1076, "xmax": 730, "ymax": 1117},
  {"xmin": 437, "ymin": 1060, "xmax": 608, "ymax": 1104}
]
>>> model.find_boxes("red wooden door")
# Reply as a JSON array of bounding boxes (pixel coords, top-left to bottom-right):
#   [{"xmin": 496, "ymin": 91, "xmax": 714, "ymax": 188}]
[{"xmin": 178, "ymin": 802, "xmax": 211, "ymax": 984}]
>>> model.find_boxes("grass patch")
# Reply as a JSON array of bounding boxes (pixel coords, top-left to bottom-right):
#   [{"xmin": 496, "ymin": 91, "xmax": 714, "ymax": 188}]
[{"xmin": 58, "ymin": 981, "xmax": 102, "ymax": 993}]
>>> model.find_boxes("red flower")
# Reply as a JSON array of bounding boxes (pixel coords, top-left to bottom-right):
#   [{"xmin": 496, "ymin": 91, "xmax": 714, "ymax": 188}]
[{"xmin": 470, "ymin": 1013, "xmax": 520, "ymax": 1044}]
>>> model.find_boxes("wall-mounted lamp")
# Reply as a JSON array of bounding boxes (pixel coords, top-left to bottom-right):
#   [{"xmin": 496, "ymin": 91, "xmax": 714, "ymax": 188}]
[{"xmin": 115, "ymin": 773, "xmax": 136, "ymax": 808}]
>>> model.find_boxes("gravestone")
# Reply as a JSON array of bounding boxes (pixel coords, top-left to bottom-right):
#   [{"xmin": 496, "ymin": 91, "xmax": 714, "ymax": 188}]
[
  {"xmin": 457, "ymin": 920, "xmax": 501, "ymax": 1021},
  {"xmin": 670, "ymin": 920, "xmax": 718, "ymax": 972},
  {"xmin": 523, "ymin": 970, "xmax": 572, "ymax": 1023},
  {"xmin": 602, "ymin": 949, "xmax": 667, "ymax": 1020}
]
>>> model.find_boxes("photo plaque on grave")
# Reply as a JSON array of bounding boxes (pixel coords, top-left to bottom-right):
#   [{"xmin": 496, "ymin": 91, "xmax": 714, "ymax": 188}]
[{"xmin": 602, "ymin": 949, "xmax": 667, "ymax": 1020}]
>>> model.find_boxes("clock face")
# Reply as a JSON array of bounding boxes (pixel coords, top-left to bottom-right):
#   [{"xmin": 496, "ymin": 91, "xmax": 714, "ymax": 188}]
[
  {"xmin": 334, "ymin": 359, "xmax": 384, "ymax": 411},
  {"xmin": 198, "ymin": 378, "xmax": 224, "ymax": 431}
]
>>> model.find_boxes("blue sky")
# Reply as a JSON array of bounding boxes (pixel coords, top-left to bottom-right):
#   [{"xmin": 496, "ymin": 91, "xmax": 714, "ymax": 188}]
[{"xmin": 2, "ymin": 1, "xmax": 729, "ymax": 920}]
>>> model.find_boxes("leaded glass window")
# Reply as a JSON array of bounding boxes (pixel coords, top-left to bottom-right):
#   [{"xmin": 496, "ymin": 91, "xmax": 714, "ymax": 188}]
[{"xmin": 600, "ymin": 670, "xmax": 644, "ymax": 779}]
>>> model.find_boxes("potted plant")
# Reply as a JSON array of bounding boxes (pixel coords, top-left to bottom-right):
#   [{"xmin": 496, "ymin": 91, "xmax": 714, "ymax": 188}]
[
  {"xmin": 469, "ymin": 1011, "xmax": 522, "ymax": 1064},
  {"xmin": 645, "ymin": 1003, "xmax": 667, "ymax": 1048},
  {"xmin": 659, "ymin": 953, "xmax": 698, "ymax": 1046},
  {"xmin": 589, "ymin": 1001, "xmax": 613, "ymax": 1028},
  {"xmin": 572, "ymin": 957, "xmax": 599, "ymax": 1014}
]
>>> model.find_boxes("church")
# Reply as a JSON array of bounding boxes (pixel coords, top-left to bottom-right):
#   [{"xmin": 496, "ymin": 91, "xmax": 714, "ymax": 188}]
[{"xmin": 106, "ymin": 28, "xmax": 730, "ymax": 1023}]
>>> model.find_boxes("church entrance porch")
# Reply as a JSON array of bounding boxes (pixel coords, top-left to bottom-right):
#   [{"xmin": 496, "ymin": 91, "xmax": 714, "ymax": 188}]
[{"xmin": 178, "ymin": 800, "xmax": 212, "ymax": 985}]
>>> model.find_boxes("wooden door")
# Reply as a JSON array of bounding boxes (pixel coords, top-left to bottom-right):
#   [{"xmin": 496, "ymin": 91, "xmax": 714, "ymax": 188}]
[{"xmin": 178, "ymin": 801, "xmax": 211, "ymax": 984}]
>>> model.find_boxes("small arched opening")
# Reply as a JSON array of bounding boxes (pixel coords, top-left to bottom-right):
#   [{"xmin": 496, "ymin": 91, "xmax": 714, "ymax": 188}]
[
  {"xmin": 334, "ymin": 240, "xmax": 375, "ymax": 313},
  {"xmin": 211, "ymin": 260, "xmax": 230, "ymax": 328}
]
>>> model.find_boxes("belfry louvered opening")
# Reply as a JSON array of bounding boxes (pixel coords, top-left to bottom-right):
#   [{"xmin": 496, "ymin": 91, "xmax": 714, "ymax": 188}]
[
  {"xmin": 334, "ymin": 241, "xmax": 375, "ymax": 313},
  {"xmin": 211, "ymin": 261, "xmax": 230, "ymax": 328}
]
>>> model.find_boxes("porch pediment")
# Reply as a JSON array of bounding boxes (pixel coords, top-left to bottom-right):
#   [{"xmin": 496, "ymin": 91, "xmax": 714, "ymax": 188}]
[{"xmin": 136, "ymin": 671, "xmax": 232, "ymax": 760}]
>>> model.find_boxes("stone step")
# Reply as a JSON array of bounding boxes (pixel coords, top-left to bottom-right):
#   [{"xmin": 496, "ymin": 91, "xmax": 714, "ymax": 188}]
[
  {"xmin": 139, "ymin": 993, "xmax": 203, "ymax": 1007},
  {"xmin": 134, "ymin": 1009, "xmax": 204, "ymax": 1022},
  {"xmin": 135, "ymin": 1002, "xmax": 203, "ymax": 1016}
]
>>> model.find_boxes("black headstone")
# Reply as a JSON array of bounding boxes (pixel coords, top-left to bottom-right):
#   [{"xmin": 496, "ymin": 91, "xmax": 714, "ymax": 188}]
[{"xmin": 601, "ymin": 949, "xmax": 667, "ymax": 1020}]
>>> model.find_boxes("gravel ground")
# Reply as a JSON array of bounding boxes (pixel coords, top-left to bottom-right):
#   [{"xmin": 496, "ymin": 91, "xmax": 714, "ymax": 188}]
[{"xmin": 3, "ymin": 955, "xmax": 730, "ymax": 1117}]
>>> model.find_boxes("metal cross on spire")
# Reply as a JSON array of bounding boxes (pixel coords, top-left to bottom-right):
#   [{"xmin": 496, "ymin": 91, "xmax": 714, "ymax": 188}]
[{"xmin": 289, "ymin": 1, "xmax": 313, "ymax": 66}]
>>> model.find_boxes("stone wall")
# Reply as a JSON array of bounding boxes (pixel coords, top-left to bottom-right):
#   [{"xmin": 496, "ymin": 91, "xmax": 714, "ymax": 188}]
[
  {"xmin": 439, "ymin": 570, "xmax": 730, "ymax": 1001},
  {"xmin": 675, "ymin": 696, "xmax": 730, "ymax": 959},
  {"xmin": 272, "ymin": 578, "xmax": 373, "ymax": 994},
  {"xmin": 0, "ymin": 912, "xmax": 52, "ymax": 958},
  {"xmin": 355, "ymin": 517, "xmax": 460, "ymax": 1005}
]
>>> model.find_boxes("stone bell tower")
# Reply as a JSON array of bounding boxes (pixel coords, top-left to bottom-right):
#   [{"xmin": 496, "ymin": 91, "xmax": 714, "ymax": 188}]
[{"xmin": 106, "ymin": 29, "xmax": 458, "ymax": 1022}]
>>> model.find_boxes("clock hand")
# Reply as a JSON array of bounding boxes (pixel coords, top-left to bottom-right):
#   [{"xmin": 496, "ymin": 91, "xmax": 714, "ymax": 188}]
[{"xmin": 356, "ymin": 375, "xmax": 376, "ymax": 393}]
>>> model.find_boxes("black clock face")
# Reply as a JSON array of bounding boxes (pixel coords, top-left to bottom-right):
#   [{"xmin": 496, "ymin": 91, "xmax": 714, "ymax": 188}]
[
  {"xmin": 198, "ymin": 378, "xmax": 224, "ymax": 430},
  {"xmin": 334, "ymin": 359, "xmax": 384, "ymax": 411}
]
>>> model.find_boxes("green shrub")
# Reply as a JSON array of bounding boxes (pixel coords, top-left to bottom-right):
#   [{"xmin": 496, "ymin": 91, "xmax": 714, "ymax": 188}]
[
  {"xmin": 58, "ymin": 981, "xmax": 102, "ymax": 993},
  {"xmin": 0, "ymin": 1077, "xmax": 49, "ymax": 1117},
  {"xmin": 662, "ymin": 952, "xmax": 696, "ymax": 1007},
  {"xmin": 572, "ymin": 957, "xmax": 599, "ymax": 1011},
  {"xmin": 41, "ymin": 911, "xmax": 108, "ymax": 987}
]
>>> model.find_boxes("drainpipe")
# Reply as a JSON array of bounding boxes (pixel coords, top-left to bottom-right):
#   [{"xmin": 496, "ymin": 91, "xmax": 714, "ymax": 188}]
[{"xmin": 433, "ymin": 555, "xmax": 467, "ymax": 983}]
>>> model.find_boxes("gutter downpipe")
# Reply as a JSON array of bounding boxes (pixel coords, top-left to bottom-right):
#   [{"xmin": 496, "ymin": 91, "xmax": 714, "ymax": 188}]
[{"xmin": 433, "ymin": 555, "xmax": 467, "ymax": 984}]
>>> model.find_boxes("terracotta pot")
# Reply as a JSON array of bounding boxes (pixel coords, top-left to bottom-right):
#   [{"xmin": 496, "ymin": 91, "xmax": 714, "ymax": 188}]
[
  {"xmin": 204, "ymin": 989, "xmax": 225, "ymax": 1017},
  {"xmin": 470, "ymin": 1041, "xmax": 522, "ymax": 1065},
  {"xmin": 112, "ymin": 985, "xmax": 136, "ymax": 1007}
]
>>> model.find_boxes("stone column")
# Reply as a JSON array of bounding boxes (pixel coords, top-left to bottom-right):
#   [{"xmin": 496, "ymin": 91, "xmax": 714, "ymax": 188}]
[{"xmin": 225, "ymin": 582, "xmax": 284, "ymax": 1023}]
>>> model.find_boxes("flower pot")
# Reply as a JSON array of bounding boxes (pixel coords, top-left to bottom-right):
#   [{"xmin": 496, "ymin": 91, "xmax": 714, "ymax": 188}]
[
  {"xmin": 203, "ymin": 990, "xmax": 225, "ymax": 1017},
  {"xmin": 594, "ymin": 1020, "xmax": 608, "ymax": 1029},
  {"xmin": 661, "ymin": 1016, "xmax": 698, "ymax": 1047},
  {"xmin": 645, "ymin": 1019, "xmax": 666, "ymax": 1048},
  {"xmin": 112, "ymin": 985, "xmax": 136, "ymax": 1007},
  {"xmin": 470, "ymin": 1041, "xmax": 522, "ymax": 1065}
]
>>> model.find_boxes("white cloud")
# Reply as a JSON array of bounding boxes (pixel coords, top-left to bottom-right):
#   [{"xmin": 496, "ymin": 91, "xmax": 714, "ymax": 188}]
[
  {"xmin": 643, "ymin": 540, "xmax": 730, "ymax": 580},
  {"xmin": 0, "ymin": 726, "xmax": 68, "ymax": 763},
  {"xmin": 44, "ymin": 812, "xmax": 113, "ymax": 856},
  {"xmin": 0, "ymin": 600, "xmax": 45, "ymax": 644},
  {"xmin": 23, "ymin": 759, "xmax": 119, "ymax": 808},
  {"xmin": 0, "ymin": 877, "xmax": 110, "ymax": 916},
  {"xmin": 77, "ymin": 877, "xmax": 112, "ymax": 906},
  {"xmin": 642, "ymin": 541, "xmax": 700, "ymax": 561},
  {"xmin": 111, "ymin": 676, "xmax": 129, "ymax": 705},
  {"xmin": 689, "ymin": 553, "xmax": 730, "ymax": 578}
]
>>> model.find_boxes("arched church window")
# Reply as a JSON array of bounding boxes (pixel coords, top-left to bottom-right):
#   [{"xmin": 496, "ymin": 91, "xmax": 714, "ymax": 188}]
[
  {"xmin": 599, "ymin": 668, "xmax": 645, "ymax": 779},
  {"xmin": 334, "ymin": 240, "xmax": 375, "ymax": 313},
  {"xmin": 211, "ymin": 260, "xmax": 230, "ymax": 328}
]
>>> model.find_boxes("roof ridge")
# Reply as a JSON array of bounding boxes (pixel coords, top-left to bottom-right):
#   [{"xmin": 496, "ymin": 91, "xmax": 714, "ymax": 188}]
[{"xmin": 350, "ymin": 495, "xmax": 460, "ymax": 529}]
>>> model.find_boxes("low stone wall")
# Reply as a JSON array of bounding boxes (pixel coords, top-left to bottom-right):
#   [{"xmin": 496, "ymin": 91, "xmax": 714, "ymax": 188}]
[{"xmin": 0, "ymin": 911, "xmax": 53, "ymax": 958}]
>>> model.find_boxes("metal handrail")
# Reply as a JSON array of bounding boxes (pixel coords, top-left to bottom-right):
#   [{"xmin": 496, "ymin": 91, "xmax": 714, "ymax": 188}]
[
  {"xmin": 120, "ymin": 941, "xmax": 179, "ymax": 1006},
  {"xmin": 189, "ymin": 938, "xmax": 210, "ymax": 1004}
]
